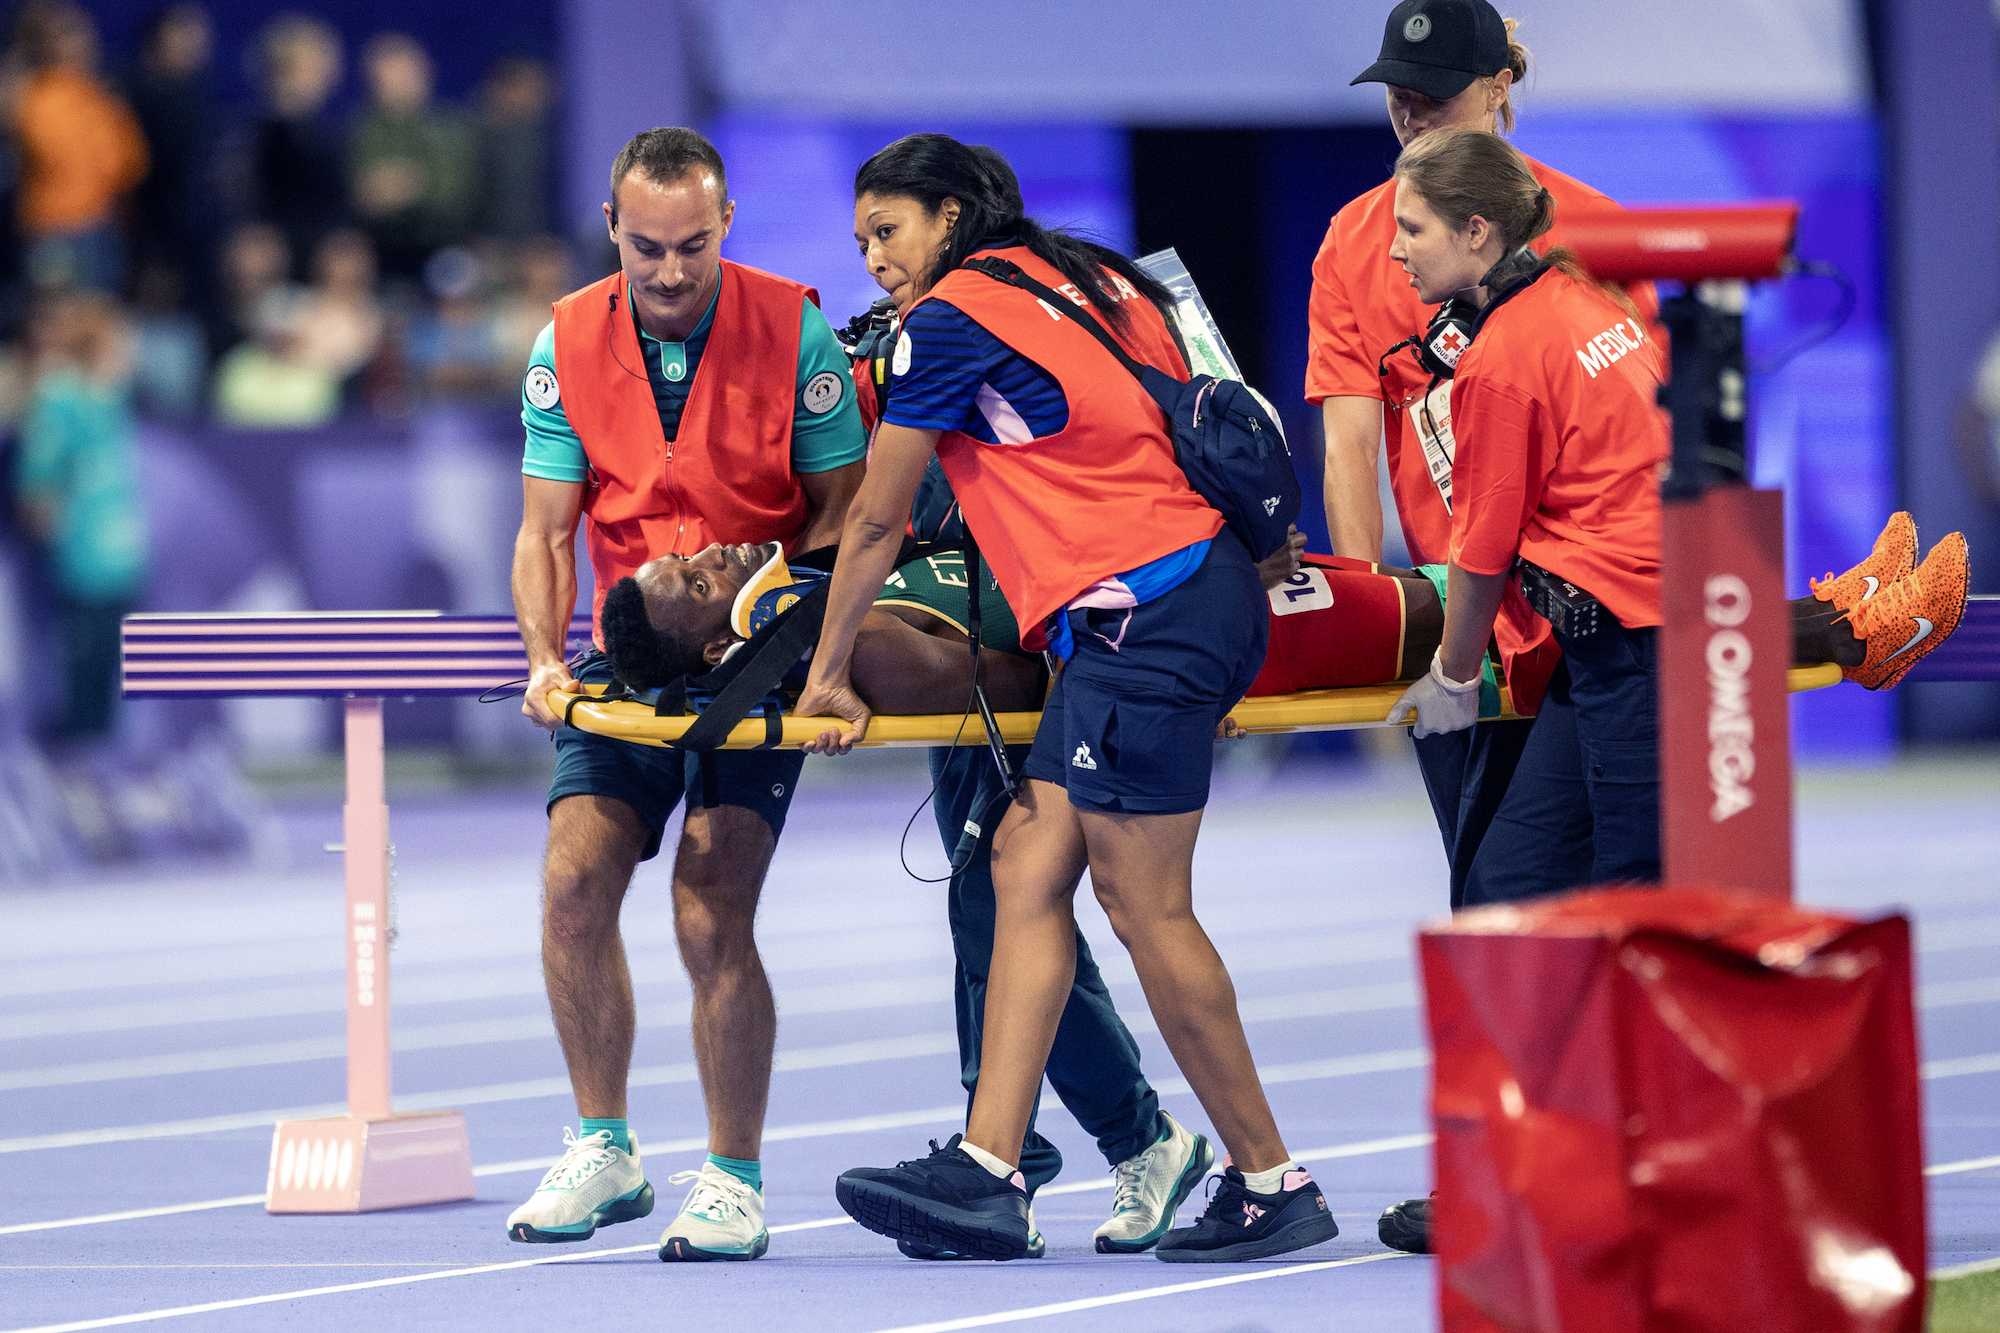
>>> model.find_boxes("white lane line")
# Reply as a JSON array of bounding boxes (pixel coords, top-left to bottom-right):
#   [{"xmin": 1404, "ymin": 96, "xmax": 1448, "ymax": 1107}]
[
  {"xmin": 3, "ymin": 980, "xmax": 1420, "ymax": 1094},
  {"xmin": 0, "ymin": 922, "xmax": 1423, "ymax": 1030},
  {"xmin": 1, "ymin": 1073, "xmax": 1437, "ymax": 1235},
  {"xmin": 17, "ymin": 955, "xmax": 1997, "ymax": 1088},
  {"xmin": 1927, "ymin": 1153, "xmax": 2000, "ymax": 1177},
  {"xmin": 1921, "ymin": 1053, "xmax": 2000, "ymax": 1080},
  {"xmin": 0, "ymin": 1033, "xmax": 966, "ymax": 1155},
  {"xmin": 1933, "ymin": 1255, "xmax": 2000, "ymax": 1280},
  {"xmin": 1148, "ymin": 1048, "xmax": 1431, "ymax": 1097},
  {"xmin": 1035, "ymin": 1132, "xmax": 1434, "ymax": 1198},
  {"xmin": 0, "ymin": 1102, "xmax": 972, "ymax": 1236},
  {"xmin": 0, "ymin": 1148, "xmax": 1426, "ymax": 1330},
  {"xmin": 1921, "ymin": 916, "xmax": 2000, "ymax": 955},
  {"xmin": 0, "ymin": 984, "xmax": 964, "ymax": 1094},
  {"xmin": 0, "ymin": 1196, "xmax": 269, "ymax": 1237},
  {"xmin": 861, "ymin": 1252, "xmax": 1414, "ymax": 1333},
  {"xmin": 0, "ymin": 1104, "xmax": 349, "ymax": 1157},
  {"xmin": 0, "ymin": 1210, "xmax": 859, "ymax": 1333},
  {"xmin": 0, "ymin": 972, "xmax": 949, "ymax": 1045}
]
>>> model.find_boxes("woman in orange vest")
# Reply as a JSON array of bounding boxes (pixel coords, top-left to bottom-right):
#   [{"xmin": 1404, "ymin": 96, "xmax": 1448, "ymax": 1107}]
[{"xmin": 795, "ymin": 134, "xmax": 1338, "ymax": 1265}]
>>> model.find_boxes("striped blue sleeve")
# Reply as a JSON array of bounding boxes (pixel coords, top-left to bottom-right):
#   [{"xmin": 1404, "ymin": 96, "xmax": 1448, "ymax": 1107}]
[
  {"xmin": 521, "ymin": 321, "xmax": 588, "ymax": 483},
  {"xmin": 882, "ymin": 301, "xmax": 988, "ymax": 434},
  {"xmin": 790, "ymin": 301, "xmax": 867, "ymax": 474},
  {"xmin": 883, "ymin": 300, "xmax": 1068, "ymax": 443}
]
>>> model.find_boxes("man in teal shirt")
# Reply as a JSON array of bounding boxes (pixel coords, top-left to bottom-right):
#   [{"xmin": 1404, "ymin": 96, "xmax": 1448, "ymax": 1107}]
[{"xmin": 507, "ymin": 128, "xmax": 865, "ymax": 1261}]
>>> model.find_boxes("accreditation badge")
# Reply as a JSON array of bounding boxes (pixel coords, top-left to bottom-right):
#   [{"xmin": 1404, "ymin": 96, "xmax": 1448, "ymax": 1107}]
[{"xmin": 1407, "ymin": 380, "xmax": 1458, "ymax": 515}]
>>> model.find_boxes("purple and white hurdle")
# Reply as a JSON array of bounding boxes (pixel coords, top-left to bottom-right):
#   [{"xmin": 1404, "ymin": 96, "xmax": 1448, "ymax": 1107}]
[{"xmin": 120, "ymin": 610, "xmax": 587, "ymax": 1214}]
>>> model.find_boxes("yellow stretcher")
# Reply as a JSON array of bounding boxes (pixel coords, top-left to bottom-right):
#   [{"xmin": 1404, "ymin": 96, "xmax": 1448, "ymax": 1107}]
[{"xmin": 550, "ymin": 663, "xmax": 1844, "ymax": 751}]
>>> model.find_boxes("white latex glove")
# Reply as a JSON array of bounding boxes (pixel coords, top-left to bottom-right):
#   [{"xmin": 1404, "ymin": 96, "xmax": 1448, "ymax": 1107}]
[{"xmin": 1386, "ymin": 650, "xmax": 1482, "ymax": 738}]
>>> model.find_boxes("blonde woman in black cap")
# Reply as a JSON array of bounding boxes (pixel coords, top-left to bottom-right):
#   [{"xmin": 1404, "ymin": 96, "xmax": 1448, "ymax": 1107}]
[{"xmin": 1303, "ymin": 0, "xmax": 1658, "ymax": 1256}]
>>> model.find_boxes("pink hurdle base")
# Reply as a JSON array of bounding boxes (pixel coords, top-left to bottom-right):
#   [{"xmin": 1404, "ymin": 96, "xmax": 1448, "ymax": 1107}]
[
  {"xmin": 266, "ymin": 698, "xmax": 473, "ymax": 1213},
  {"xmin": 266, "ymin": 1111, "xmax": 474, "ymax": 1213}
]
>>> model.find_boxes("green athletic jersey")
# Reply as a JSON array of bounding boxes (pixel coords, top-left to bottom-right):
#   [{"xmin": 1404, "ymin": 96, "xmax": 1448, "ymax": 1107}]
[{"xmin": 875, "ymin": 551, "xmax": 1028, "ymax": 657}]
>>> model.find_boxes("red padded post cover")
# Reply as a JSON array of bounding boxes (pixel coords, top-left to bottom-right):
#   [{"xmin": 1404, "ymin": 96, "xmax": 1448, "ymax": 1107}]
[{"xmin": 1421, "ymin": 886, "xmax": 1925, "ymax": 1333}]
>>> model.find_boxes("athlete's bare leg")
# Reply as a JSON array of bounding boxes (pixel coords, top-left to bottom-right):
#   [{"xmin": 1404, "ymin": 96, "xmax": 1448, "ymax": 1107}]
[
  {"xmin": 543, "ymin": 795, "xmax": 648, "ymax": 1118},
  {"xmin": 672, "ymin": 803, "xmax": 780, "ymax": 1162},
  {"xmin": 965, "ymin": 781, "xmax": 1291, "ymax": 1175},
  {"xmin": 1387, "ymin": 560, "xmax": 1866, "ymax": 671}
]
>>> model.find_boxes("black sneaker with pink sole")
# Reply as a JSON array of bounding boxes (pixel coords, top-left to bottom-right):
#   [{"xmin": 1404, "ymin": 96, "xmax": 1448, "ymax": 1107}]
[{"xmin": 1154, "ymin": 1165, "xmax": 1339, "ymax": 1263}]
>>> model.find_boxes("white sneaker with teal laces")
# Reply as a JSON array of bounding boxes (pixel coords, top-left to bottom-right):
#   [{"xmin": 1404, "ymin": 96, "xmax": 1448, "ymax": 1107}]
[
  {"xmin": 507, "ymin": 1128, "xmax": 654, "ymax": 1243},
  {"xmin": 1093, "ymin": 1112, "xmax": 1214, "ymax": 1254},
  {"xmin": 658, "ymin": 1162, "xmax": 769, "ymax": 1261}
]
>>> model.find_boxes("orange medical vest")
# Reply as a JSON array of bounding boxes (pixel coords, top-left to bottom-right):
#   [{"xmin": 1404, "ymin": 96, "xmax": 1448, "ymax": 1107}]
[
  {"xmin": 551, "ymin": 260, "xmax": 816, "ymax": 639},
  {"xmin": 911, "ymin": 247, "xmax": 1221, "ymax": 650}
]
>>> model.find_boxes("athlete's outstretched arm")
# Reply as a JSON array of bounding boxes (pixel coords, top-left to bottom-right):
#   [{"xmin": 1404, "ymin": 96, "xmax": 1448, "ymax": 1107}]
[
  {"xmin": 1322, "ymin": 397, "xmax": 1386, "ymax": 562},
  {"xmin": 512, "ymin": 475, "xmax": 585, "ymax": 730},
  {"xmin": 794, "ymin": 423, "xmax": 940, "ymax": 752},
  {"xmin": 850, "ymin": 612, "xmax": 1042, "ymax": 715}
]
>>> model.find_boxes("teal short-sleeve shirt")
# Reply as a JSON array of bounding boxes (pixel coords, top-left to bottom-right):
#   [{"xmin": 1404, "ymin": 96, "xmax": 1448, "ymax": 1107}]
[{"xmin": 520, "ymin": 280, "xmax": 865, "ymax": 484}]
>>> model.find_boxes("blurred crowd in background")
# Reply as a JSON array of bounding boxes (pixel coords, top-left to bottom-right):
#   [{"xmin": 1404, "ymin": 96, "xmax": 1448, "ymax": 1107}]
[
  {"xmin": 0, "ymin": 3, "xmax": 566, "ymax": 431},
  {"xmin": 0, "ymin": 3, "xmax": 573, "ymax": 868},
  {"xmin": 0, "ymin": 2, "xmax": 571, "ymax": 753}
]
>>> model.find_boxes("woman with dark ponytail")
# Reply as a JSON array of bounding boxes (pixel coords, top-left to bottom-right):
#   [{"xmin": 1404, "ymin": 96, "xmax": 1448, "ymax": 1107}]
[{"xmin": 795, "ymin": 133, "xmax": 1338, "ymax": 1265}]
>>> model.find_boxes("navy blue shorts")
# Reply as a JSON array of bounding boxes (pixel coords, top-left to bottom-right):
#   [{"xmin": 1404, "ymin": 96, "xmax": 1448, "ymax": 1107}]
[
  {"xmin": 1022, "ymin": 530, "xmax": 1268, "ymax": 816},
  {"xmin": 548, "ymin": 652, "xmax": 804, "ymax": 861}
]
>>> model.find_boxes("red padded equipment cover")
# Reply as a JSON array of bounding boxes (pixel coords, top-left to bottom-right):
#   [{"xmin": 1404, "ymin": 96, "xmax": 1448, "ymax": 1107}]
[{"xmin": 1421, "ymin": 885, "xmax": 1925, "ymax": 1333}]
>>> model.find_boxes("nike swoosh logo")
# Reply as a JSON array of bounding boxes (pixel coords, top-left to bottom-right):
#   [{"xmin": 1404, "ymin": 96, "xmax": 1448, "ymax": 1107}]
[
  {"xmin": 1862, "ymin": 576, "xmax": 1880, "ymax": 599},
  {"xmin": 1885, "ymin": 617, "xmax": 1934, "ymax": 661}
]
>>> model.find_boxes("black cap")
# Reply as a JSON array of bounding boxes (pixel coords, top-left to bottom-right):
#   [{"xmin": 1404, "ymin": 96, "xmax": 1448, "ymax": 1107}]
[{"xmin": 1350, "ymin": 0, "xmax": 1510, "ymax": 101}]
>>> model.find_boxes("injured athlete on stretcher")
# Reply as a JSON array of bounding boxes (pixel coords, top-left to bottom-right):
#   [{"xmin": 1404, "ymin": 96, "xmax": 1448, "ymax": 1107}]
[{"xmin": 593, "ymin": 510, "xmax": 1942, "ymax": 720}]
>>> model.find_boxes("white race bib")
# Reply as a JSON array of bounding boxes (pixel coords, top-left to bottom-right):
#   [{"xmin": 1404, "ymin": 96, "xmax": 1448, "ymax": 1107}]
[{"xmin": 1267, "ymin": 567, "xmax": 1333, "ymax": 617}]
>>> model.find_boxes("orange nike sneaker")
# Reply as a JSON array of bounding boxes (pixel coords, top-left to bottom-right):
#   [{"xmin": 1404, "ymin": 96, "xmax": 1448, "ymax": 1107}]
[
  {"xmin": 1811, "ymin": 511, "xmax": 1917, "ymax": 612},
  {"xmin": 1841, "ymin": 533, "xmax": 1970, "ymax": 690}
]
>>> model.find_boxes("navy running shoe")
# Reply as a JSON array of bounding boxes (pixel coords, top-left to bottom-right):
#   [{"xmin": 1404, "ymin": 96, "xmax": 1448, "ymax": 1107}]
[
  {"xmin": 836, "ymin": 1135, "xmax": 1033, "ymax": 1260},
  {"xmin": 1378, "ymin": 1193, "xmax": 1432, "ymax": 1254},
  {"xmin": 898, "ymin": 1203, "xmax": 1045, "ymax": 1260},
  {"xmin": 1154, "ymin": 1165, "xmax": 1339, "ymax": 1263}
]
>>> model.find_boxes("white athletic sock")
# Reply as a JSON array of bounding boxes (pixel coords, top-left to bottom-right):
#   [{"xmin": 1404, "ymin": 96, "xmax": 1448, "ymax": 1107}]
[
  {"xmin": 959, "ymin": 1140, "xmax": 1017, "ymax": 1181},
  {"xmin": 1240, "ymin": 1160, "xmax": 1302, "ymax": 1195}
]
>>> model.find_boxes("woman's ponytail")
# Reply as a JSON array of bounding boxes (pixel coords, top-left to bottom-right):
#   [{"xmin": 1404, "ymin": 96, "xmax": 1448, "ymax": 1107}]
[
  {"xmin": 1526, "ymin": 186, "xmax": 1555, "ymax": 245},
  {"xmin": 1496, "ymin": 16, "xmax": 1532, "ymax": 132}
]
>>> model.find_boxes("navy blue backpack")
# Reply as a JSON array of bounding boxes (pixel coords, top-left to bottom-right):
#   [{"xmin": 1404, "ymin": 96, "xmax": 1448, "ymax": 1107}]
[{"xmin": 962, "ymin": 256, "xmax": 1301, "ymax": 562}]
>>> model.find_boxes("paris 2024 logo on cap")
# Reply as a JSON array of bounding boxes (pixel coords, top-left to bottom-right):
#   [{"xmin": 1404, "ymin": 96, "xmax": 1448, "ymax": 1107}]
[{"xmin": 1404, "ymin": 12, "xmax": 1432, "ymax": 41}]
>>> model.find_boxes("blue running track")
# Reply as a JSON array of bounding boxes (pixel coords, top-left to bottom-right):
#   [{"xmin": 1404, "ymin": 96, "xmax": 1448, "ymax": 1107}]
[{"xmin": 3, "ymin": 752, "xmax": 1996, "ymax": 1332}]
